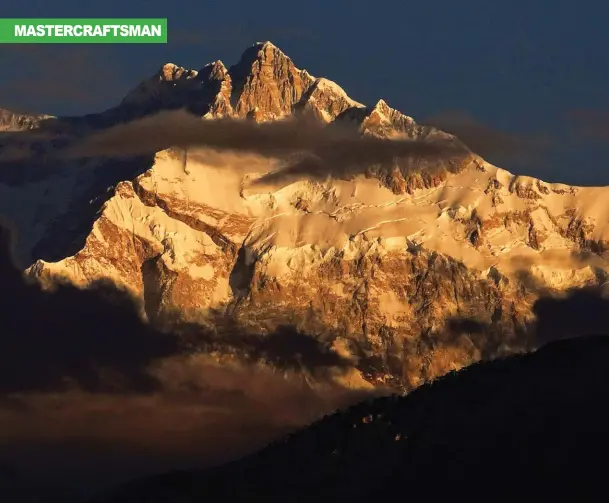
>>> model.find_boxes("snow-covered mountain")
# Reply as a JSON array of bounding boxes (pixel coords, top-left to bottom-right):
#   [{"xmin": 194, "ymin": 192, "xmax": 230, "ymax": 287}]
[{"xmin": 2, "ymin": 41, "xmax": 609, "ymax": 390}]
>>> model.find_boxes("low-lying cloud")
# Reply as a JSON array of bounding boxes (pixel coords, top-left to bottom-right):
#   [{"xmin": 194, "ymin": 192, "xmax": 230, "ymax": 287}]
[
  {"xmin": 1, "ymin": 107, "xmax": 561, "ymax": 188},
  {"xmin": 64, "ymin": 108, "xmax": 464, "ymax": 159},
  {"xmin": 0, "ymin": 221, "xmax": 377, "ymax": 501},
  {"xmin": 58, "ymin": 109, "xmax": 474, "ymax": 188},
  {"xmin": 0, "ymin": 109, "xmax": 470, "ymax": 181}
]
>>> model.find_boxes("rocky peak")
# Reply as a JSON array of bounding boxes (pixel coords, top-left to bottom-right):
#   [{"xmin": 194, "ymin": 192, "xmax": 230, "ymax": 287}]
[
  {"xmin": 110, "ymin": 40, "xmax": 448, "ymax": 138},
  {"xmin": 228, "ymin": 41, "xmax": 316, "ymax": 121},
  {"xmin": 197, "ymin": 61, "xmax": 233, "ymax": 118},
  {"xmin": 0, "ymin": 108, "xmax": 52, "ymax": 131},
  {"xmin": 120, "ymin": 63, "xmax": 200, "ymax": 107},
  {"xmin": 360, "ymin": 99, "xmax": 419, "ymax": 138},
  {"xmin": 371, "ymin": 98, "xmax": 391, "ymax": 114},
  {"xmin": 117, "ymin": 59, "xmax": 234, "ymax": 119},
  {"xmin": 296, "ymin": 77, "xmax": 365, "ymax": 123},
  {"xmin": 159, "ymin": 62, "xmax": 198, "ymax": 82},
  {"xmin": 201, "ymin": 60, "xmax": 229, "ymax": 81}
]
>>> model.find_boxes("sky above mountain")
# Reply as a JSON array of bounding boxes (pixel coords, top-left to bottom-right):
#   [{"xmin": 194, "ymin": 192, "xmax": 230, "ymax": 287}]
[{"xmin": 2, "ymin": 0, "xmax": 608, "ymax": 185}]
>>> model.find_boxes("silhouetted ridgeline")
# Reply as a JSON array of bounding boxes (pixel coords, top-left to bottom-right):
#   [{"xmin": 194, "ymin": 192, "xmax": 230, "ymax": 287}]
[
  {"xmin": 93, "ymin": 333, "xmax": 609, "ymax": 502},
  {"xmin": 2, "ymin": 218, "xmax": 609, "ymax": 502}
]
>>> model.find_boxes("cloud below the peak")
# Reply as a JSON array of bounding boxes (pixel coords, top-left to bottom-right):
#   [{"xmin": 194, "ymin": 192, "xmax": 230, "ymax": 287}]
[
  {"xmin": 51, "ymin": 109, "xmax": 471, "ymax": 187},
  {"xmin": 63, "ymin": 109, "xmax": 463, "ymax": 159},
  {"xmin": 0, "ymin": 106, "xmax": 566, "ymax": 187}
]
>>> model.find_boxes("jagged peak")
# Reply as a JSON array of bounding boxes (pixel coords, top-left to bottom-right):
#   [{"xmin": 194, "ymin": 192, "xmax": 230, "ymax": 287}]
[
  {"xmin": 157, "ymin": 62, "xmax": 198, "ymax": 81},
  {"xmin": 373, "ymin": 98, "xmax": 389, "ymax": 110},
  {"xmin": 311, "ymin": 77, "xmax": 365, "ymax": 108},
  {"xmin": 0, "ymin": 108, "xmax": 52, "ymax": 131},
  {"xmin": 161, "ymin": 62, "xmax": 179, "ymax": 71},
  {"xmin": 255, "ymin": 40, "xmax": 278, "ymax": 50},
  {"xmin": 314, "ymin": 78, "xmax": 355, "ymax": 99},
  {"xmin": 246, "ymin": 40, "xmax": 284, "ymax": 58},
  {"xmin": 0, "ymin": 107, "xmax": 51, "ymax": 119},
  {"xmin": 368, "ymin": 99, "xmax": 416, "ymax": 122},
  {"xmin": 371, "ymin": 99, "xmax": 402, "ymax": 115},
  {"xmin": 234, "ymin": 40, "xmax": 293, "ymax": 69},
  {"xmin": 247, "ymin": 41, "xmax": 313, "ymax": 77},
  {"xmin": 204, "ymin": 59, "xmax": 227, "ymax": 71},
  {"xmin": 228, "ymin": 41, "xmax": 316, "ymax": 119},
  {"xmin": 363, "ymin": 99, "xmax": 461, "ymax": 146},
  {"xmin": 200, "ymin": 60, "xmax": 230, "ymax": 81}
]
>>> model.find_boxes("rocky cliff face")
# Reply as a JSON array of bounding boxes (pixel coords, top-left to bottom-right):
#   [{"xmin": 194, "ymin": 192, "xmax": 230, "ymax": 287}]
[{"xmin": 3, "ymin": 41, "xmax": 609, "ymax": 391}]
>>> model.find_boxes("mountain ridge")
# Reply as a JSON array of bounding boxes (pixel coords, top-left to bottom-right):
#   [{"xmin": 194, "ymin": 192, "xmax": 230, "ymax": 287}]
[
  {"xmin": 1, "ymin": 40, "xmax": 609, "ymax": 391},
  {"xmin": 90, "ymin": 333, "xmax": 609, "ymax": 502}
]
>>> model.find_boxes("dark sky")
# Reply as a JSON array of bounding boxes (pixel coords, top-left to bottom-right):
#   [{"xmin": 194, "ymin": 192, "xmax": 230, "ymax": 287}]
[{"xmin": 2, "ymin": 0, "xmax": 608, "ymax": 185}]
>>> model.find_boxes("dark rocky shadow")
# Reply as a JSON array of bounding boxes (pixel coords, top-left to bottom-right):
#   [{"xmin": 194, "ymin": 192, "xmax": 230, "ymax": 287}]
[
  {"xmin": 0, "ymin": 221, "xmax": 371, "ymax": 503},
  {"xmin": 0, "ymin": 222, "xmax": 355, "ymax": 395},
  {"xmin": 172, "ymin": 315, "xmax": 353, "ymax": 375},
  {"xmin": 0, "ymin": 224, "xmax": 179, "ymax": 394},
  {"xmin": 88, "ymin": 280, "xmax": 609, "ymax": 502},
  {"xmin": 93, "ymin": 332, "xmax": 609, "ymax": 502}
]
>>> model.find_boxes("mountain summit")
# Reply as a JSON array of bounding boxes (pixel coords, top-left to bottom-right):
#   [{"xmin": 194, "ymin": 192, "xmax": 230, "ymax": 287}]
[
  {"xmin": 2, "ymin": 41, "xmax": 609, "ymax": 391},
  {"xmin": 119, "ymin": 40, "xmax": 376, "ymax": 125}
]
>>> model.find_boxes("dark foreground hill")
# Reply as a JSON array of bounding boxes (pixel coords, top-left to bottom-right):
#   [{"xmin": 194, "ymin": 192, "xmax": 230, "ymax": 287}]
[{"xmin": 92, "ymin": 333, "xmax": 609, "ymax": 502}]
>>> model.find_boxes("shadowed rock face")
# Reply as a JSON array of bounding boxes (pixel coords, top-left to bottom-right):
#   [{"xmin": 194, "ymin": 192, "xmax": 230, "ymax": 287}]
[
  {"xmin": 90, "ymin": 334, "xmax": 609, "ymax": 502},
  {"xmin": 3, "ymin": 41, "xmax": 609, "ymax": 394}
]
